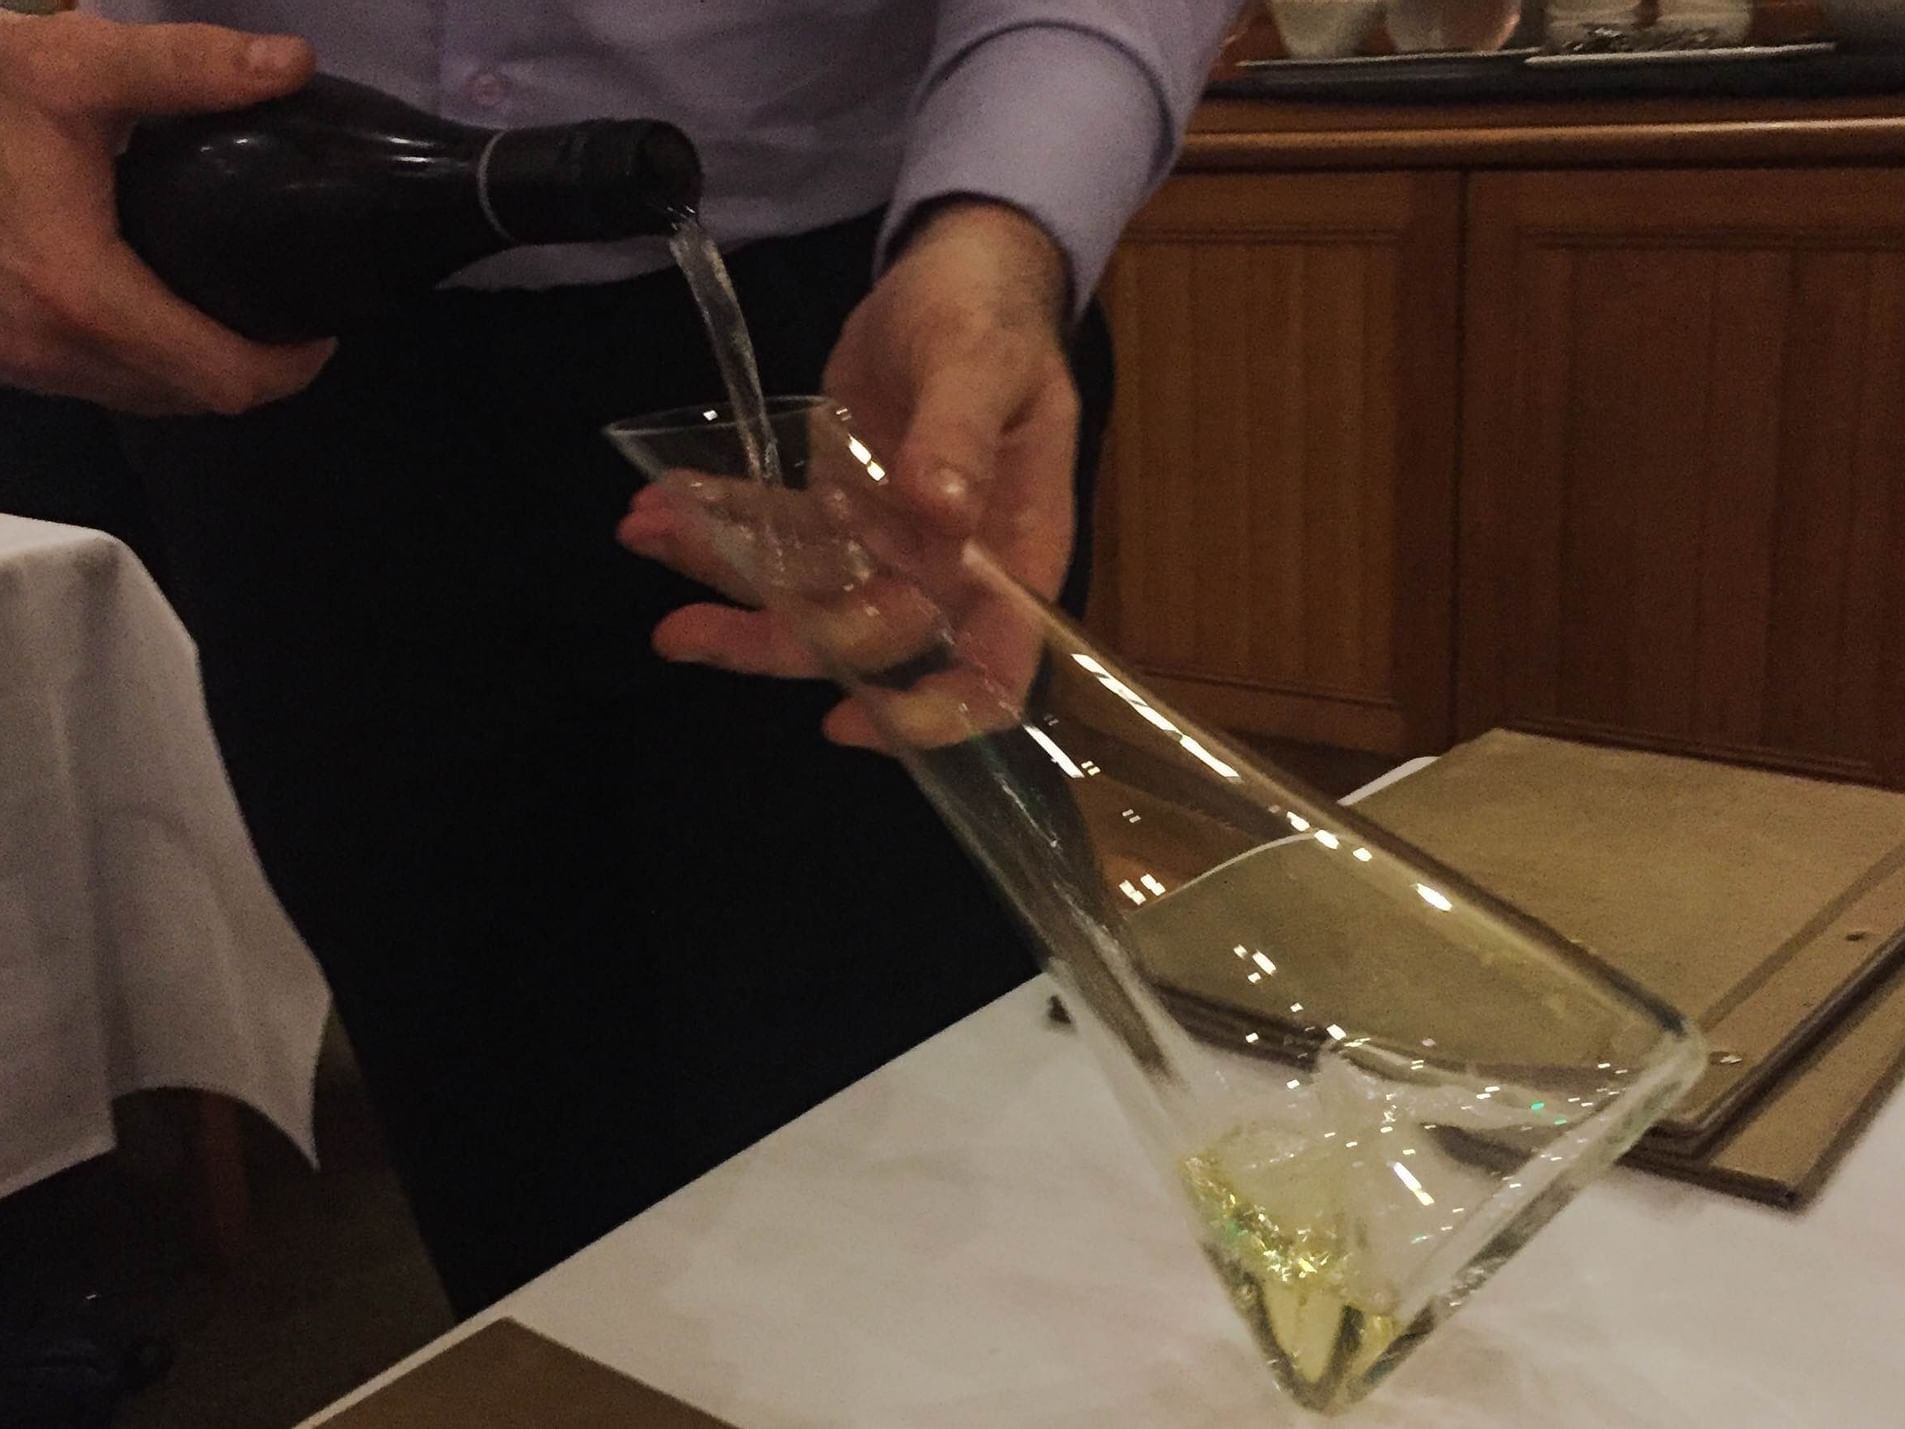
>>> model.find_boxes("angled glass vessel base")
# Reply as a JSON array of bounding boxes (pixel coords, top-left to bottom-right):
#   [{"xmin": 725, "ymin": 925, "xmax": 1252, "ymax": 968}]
[{"xmin": 607, "ymin": 398, "xmax": 1706, "ymax": 1416}]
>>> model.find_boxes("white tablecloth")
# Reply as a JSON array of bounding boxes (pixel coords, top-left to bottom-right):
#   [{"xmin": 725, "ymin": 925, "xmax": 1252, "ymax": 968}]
[
  {"xmin": 313, "ymin": 975, "xmax": 1905, "ymax": 1428},
  {"xmin": 0, "ymin": 514, "xmax": 329, "ymax": 1198}
]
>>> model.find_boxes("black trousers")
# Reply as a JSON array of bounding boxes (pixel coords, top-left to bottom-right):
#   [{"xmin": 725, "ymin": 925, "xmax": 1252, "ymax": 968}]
[
  {"xmin": 0, "ymin": 390, "xmax": 166, "ymax": 578},
  {"xmin": 115, "ymin": 210, "xmax": 1112, "ymax": 1316}
]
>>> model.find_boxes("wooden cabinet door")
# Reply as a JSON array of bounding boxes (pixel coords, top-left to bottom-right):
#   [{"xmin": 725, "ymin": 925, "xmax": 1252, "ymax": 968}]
[
  {"xmin": 1095, "ymin": 171, "xmax": 1462, "ymax": 755},
  {"xmin": 1462, "ymin": 169, "xmax": 1905, "ymax": 787}
]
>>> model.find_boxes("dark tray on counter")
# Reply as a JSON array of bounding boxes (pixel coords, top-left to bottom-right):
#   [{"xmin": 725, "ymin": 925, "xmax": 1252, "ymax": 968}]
[{"xmin": 1209, "ymin": 44, "xmax": 1905, "ymax": 103}]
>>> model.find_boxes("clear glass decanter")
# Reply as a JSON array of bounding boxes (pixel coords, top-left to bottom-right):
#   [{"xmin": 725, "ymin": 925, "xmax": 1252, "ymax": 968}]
[{"xmin": 607, "ymin": 398, "xmax": 1705, "ymax": 1416}]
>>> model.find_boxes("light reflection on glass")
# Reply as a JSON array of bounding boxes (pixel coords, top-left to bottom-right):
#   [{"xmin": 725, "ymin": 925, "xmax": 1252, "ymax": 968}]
[
  {"xmin": 845, "ymin": 434, "xmax": 885, "ymax": 482},
  {"xmin": 1392, "ymin": 1160, "xmax": 1436, "ymax": 1207},
  {"xmin": 1024, "ymin": 724, "xmax": 1084, "ymax": 778},
  {"xmin": 1179, "ymin": 736, "xmax": 1241, "ymax": 780},
  {"xmin": 1097, "ymin": 672, "xmax": 1177, "ymax": 731}
]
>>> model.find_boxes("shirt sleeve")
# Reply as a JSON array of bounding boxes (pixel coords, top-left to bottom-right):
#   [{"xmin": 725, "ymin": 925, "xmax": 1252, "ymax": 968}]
[{"xmin": 879, "ymin": 1, "xmax": 1241, "ymax": 310}]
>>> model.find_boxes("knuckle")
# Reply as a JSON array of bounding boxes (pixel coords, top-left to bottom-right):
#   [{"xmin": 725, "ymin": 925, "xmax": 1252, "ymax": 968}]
[
  {"xmin": 15, "ymin": 39, "xmax": 87, "ymax": 106},
  {"xmin": 996, "ymin": 327, "xmax": 1047, "ymax": 370},
  {"xmin": 18, "ymin": 264, "xmax": 96, "ymax": 332}
]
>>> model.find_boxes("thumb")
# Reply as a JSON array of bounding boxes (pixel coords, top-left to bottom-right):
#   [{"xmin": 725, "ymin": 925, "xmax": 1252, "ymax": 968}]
[
  {"xmin": 894, "ymin": 354, "xmax": 1025, "ymax": 538},
  {"xmin": 69, "ymin": 17, "xmax": 313, "ymax": 116}
]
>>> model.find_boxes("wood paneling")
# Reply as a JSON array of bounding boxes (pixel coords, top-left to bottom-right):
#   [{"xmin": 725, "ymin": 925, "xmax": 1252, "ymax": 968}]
[
  {"xmin": 1094, "ymin": 171, "xmax": 1461, "ymax": 754},
  {"xmin": 1461, "ymin": 168, "xmax": 1905, "ymax": 786}
]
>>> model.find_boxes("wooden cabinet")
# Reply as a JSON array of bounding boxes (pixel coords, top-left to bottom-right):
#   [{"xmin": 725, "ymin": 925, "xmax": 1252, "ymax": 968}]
[
  {"xmin": 1096, "ymin": 173, "xmax": 1460, "ymax": 753},
  {"xmin": 1461, "ymin": 169, "xmax": 1905, "ymax": 786},
  {"xmin": 1096, "ymin": 99, "xmax": 1905, "ymax": 786}
]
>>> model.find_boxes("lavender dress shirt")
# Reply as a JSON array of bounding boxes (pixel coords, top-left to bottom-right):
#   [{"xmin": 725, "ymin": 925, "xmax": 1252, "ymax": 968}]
[{"xmin": 90, "ymin": 1, "xmax": 1240, "ymax": 298}]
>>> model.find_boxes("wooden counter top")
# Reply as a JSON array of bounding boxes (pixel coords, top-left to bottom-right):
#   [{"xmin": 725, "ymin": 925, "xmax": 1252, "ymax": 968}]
[{"xmin": 1184, "ymin": 93, "xmax": 1905, "ymax": 169}]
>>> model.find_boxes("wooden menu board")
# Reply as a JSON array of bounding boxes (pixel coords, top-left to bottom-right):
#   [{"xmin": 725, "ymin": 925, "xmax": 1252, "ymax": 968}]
[
  {"xmin": 316, "ymin": 1320, "xmax": 738, "ymax": 1429},
  {"xmin": 1359, "ymin": 731, "xmax": 1905, "ymax": 1154}
]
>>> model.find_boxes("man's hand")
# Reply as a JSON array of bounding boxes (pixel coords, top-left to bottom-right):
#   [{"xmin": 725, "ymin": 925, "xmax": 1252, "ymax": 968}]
[
  {"xmin": 0, "ymin": 12, "xmax": 333, "ymax": 414},
  {"xmin": 820, "ymin": 199, "xmax": 1078, "ymax": 602},
  {"xmin": 618, "ymin": 199, "xmax": 1080, "ymax": 745}
]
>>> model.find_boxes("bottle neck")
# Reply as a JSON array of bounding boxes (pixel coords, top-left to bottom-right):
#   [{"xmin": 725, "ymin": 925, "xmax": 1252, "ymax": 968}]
[{"xmin": 476, "ymin": 120, "xmax": 701, "ymax": 246}]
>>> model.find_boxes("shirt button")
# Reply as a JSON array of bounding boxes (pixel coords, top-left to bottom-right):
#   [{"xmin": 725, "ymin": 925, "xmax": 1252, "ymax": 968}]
[{"xmin": 468, "ymin": 71, "xmax": 508, "ymax": 108}]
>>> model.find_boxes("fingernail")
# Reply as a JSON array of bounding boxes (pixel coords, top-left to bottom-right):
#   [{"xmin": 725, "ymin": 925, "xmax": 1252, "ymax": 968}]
[
  {"xmin": 619, "ymin": 507, "xmax": 669, "ymax": 546},
  {"xmin": 629, "ymin": 486, "xmax": 674, "ymax": 517},
  {"xmin": 928, "ymin": 467, "xmax": 973, "ymax": 507},
  {"xmin": 245, "ymin": 36, "xmax": 307, "ymax": 77},
  {"xmin": 652, "ymin": 629, "xmax": 705, "ymax": 665}
]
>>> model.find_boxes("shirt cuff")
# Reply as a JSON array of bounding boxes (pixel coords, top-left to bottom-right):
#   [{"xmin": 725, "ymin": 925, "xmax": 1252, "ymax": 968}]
[{"xmin": 879, "ymin": 24, "xmax": 1174, "ymax": 314}]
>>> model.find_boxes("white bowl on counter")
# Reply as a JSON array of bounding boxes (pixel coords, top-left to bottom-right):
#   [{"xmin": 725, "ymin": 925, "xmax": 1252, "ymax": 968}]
[
  {"xmin": 1268, "ymin": 0, "xmax": 1384, "ymax": 58},
  {"xmin": 1386, "ymin": 0, "xmax": 1524, "ymax": 51},
  {"xmin": 1653, "ymin": 0, "xmax": 1752, "ymax": 45}
]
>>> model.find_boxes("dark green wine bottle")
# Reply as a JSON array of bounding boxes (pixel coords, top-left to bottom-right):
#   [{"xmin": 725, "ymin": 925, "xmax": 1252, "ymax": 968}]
[{"xmin": 116, "ymin": 74, "xmax": 701, "ymax": 343}]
